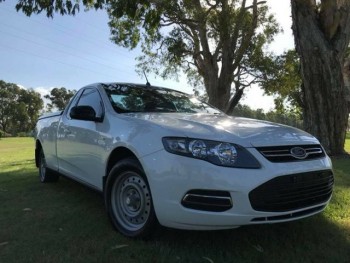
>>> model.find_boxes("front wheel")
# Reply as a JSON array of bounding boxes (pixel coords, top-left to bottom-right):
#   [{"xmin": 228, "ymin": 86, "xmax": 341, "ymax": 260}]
[
  {"xmin": 38, "ymin": 149, "xmax": 59, "ymax": 183},
  {"xmin": 105, "ymin": 158, "xmax": 157, "ymax": 238}
]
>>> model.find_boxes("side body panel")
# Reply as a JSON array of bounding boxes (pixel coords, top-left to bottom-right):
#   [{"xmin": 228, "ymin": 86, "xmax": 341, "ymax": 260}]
[
  {"xmin": 35, "ymin": 113, "xmax": 62, "ymax": 171},
  {"xmin": 57, "ymin": 115, "xmax": 112, "ymax": 190}
]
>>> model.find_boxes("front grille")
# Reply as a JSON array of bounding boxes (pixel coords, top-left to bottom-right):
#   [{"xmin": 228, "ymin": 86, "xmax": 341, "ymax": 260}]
[
  {"xmin": 182, "ymin": 189, "xmax": 232, "ymax": 212},
  {"xmin": 256, "ymin": 144, "xmax": 325, "ymax": 162},
  {"xmin": 249, "ymin": 170, "xmax": 333, "ymax": 212}
]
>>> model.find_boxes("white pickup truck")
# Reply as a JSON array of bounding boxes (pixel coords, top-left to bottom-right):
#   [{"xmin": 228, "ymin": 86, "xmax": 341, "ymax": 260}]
[{"xmin": 35, "ymin": 82, "xmax": 334, "ymax": 238}]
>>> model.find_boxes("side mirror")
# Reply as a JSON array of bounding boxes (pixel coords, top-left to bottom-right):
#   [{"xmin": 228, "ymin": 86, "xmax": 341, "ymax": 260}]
[{"xmin": 70, "ymin": 106, "xmax": 101, "ymax": 122}]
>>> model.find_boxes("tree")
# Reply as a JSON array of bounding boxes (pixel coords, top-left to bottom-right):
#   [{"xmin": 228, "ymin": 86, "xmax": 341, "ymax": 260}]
[
  {"xmin": 6, "ymin": 0, "xmax": 280, "ymax": 113},
  {"xmin": 290, "ymin": 0, "xmax": 350, "ymax": 155},
  {"xmin": 343, "ymin": 54, "xmax": 350, "ymax": 111},
  {"xmin": 262, "ymin": 50, "xmax": 302, "ymax": 115},
  {"xmin": 0, "ymin": 81, "xmax": 18, "ymax": 133},
  {"xmin": 18, "ymin": 88, "xmax": 44, "ymax": 131},
  {"xmin": 0, "ymin": 80, "xmax": 43, "ymax": 134},
  {"xmin": 44, "ymin": 87, "xmax": 76, "ymax": 111},
  {"xmin": 232, "ymin": 103, "xmax": 303, "ymax": 129},
  {"xmin": 263, "ymin": 48, "xmax": 350, "ymax": 135},
  {"xmin": 111, "ymin": 0, "xmax": 280, "ymax": 113}
]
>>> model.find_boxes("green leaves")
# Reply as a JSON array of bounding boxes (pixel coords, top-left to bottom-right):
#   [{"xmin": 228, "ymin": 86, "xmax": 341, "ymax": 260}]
[
  {"xmin": 8, "ymin": 0, "xmax": 282, "ymax": 111},
  {"xmin": 0, "ymin": 80, "xmax": 43, "ymax": 135},
  {"xmin": 14, "ymin": 0, "xmax": 106, "ymax": 17},
  {"xmin": 44, "ymin": 87, "xmax": 76, "ymax": 111},
  {"xmin": 261, "ymin": 50, "xmax": 302, "ymax": 113},
  {"xmin": 107, "ymin": 1, "xmax": 164, "ymax": 50}
]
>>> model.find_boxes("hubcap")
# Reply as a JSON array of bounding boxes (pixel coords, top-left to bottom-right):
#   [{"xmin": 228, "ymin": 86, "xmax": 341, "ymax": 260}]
[
  {"xmin": 111, "ymin": 172, "xmax": 151, "ymax": 231},
  {"xmin": 125, "ymin": 189, "xmax": 141, "ymax": 211}
]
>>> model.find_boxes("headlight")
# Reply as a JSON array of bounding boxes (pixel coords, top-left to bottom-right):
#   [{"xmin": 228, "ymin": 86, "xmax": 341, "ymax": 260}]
[{"xmin": 162, "ymin": 137, "xmax": 261, "ymax": 168}]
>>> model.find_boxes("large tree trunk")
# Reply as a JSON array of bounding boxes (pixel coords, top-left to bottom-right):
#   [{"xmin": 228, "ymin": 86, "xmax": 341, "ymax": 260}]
[
  {"xmin": 225, "ymin": 87, "xmax": 245, "ymax": 115},
  {"xmin": 204, "ymin": 71, "xmax": 231, "ymax": 111},
  {"xmin": 291, "ymin": 0, "xmax": 350, "ymax": 155},
  {"xmin": 343, "ymin": 57, "xmax": 350, "ymax": 112}
]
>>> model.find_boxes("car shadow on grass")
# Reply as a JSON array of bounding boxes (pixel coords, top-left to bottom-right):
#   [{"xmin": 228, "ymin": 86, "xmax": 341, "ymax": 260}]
[{"xmin": 150, "ymin": 215, "xmax": 350, "ymax": 263}]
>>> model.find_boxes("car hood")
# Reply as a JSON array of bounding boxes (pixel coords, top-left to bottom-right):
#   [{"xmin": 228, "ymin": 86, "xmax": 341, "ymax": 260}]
[{"xmin": 125, "ymin": 113, "xmax": 319, "ymax": 147}]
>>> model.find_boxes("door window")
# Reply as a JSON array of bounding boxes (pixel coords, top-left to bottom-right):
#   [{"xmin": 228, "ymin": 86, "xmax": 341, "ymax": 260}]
[{"xmin": 76, "ymin": 88, "xmax": 104, "ymax": 118}]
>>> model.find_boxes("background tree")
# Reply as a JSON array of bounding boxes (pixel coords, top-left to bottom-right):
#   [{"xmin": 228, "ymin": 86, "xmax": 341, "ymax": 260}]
[
  {"xmin": 44, "ymin": 87, "xmax": 76, "ymax": 111},
  {"xmin": 343, "ymin": 54, "xmax": 350, "ymax": 111},
  {"xmin": 262, "ymin": 50, "xmax": 302, "ymax": 115},
  {"xmin": 263, "ymin": 48, "xmax": 350, "ymax": 135},
  {"xmin": 232, "ymin": 103, "xmax": 303, "ymax": 129},
  {"xmin": 7, "ymin": 0, "xmax": 280, "ymax": 113},
  {"xmin": 291, "ymin": 0, "xmax": 350, "ymax": 155},
  {"xmin": 0, "ymin": 80, "xmax": 43, "ymax": 135},
  {"xmin": 0, "ymin": 81, "xmax": 18, "ymax": 134},
  {"xmin": 109, "ymin": 0, "xmax": 280, "ymax": 113},
  {"xmin": 18, "ymin": 88, "xmax": 44, "ymax": 131}
]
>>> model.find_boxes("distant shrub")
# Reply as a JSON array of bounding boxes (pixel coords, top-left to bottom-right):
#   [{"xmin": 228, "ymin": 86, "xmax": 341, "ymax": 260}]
[
  {"xmin": 17, "ymin": 132, "xmax": 28, "ymax": 137},
  {"xmin": 27, "ymin": 130, "xmax": 35, "ymax": 138},
  {"xmin": 0, "ymin": 131, "xmax": 11, "ymax": 137}
]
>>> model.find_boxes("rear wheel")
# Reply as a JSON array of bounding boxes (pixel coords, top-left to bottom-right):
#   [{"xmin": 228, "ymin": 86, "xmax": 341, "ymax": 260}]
[
  {"xmin": 105, "ymin": 158, "xmax": 157, "ymax": 238},
  {"xmin": 38, "ymin": 149, "xmax": 59, "ymax": 183}
]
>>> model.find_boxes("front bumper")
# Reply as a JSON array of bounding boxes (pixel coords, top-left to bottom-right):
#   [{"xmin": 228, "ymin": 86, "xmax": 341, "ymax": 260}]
[{"xmin": 140, "ymin": 148, "xmax": 333, "ymax": 230}]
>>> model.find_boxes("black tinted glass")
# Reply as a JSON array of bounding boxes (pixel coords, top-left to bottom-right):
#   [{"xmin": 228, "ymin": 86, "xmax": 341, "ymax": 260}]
[
  {"xmin": 77, "ymin": 88, "xmax": 103, "ymax": 117},
  {"xmin": 103, "ymin": 84, "xmax": 221, "ymax": 114}
]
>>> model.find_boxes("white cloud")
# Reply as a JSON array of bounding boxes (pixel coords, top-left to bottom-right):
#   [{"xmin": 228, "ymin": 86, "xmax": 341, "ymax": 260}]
[{"xmin": 32, "ymin": 87, "xmax": 52, "ymax": 98}]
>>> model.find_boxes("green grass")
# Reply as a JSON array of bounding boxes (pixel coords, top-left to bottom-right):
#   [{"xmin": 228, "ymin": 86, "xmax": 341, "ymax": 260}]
[
  {"xmin": 1, "ymin": 138, "xmax": 350, "ymax": 263},
  {"xmin": 345, "ymin": 132, "xmax": 350, "ymax": 153}
]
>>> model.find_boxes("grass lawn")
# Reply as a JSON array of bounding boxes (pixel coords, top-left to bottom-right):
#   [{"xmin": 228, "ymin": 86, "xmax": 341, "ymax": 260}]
[
  {"xmin": 0, "ymin": 137, "xmax": 349, "ymax": 263},
  {"xmin": 346, "ymin": 132, "xmax": 350, "ymax": 152}
]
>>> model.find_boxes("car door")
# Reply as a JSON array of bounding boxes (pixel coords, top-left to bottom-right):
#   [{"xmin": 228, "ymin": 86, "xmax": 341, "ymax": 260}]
[{"xmin": 57, "ymin": 87, "xmax": 108, "ymax": 189}]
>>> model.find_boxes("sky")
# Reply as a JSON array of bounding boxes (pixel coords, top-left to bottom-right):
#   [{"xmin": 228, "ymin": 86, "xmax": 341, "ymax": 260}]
[{"xmin": 0, "ymin": 0, "xmax": 294, "ymax": 111}]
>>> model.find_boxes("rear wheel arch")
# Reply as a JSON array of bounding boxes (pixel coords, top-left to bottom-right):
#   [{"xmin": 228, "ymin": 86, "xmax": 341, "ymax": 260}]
[
  {"xmin": 38, "ymin": 147, "xmax": 59, "ymax": 183},
  {"xmin": 35, "ymin": 140, "xmax": 43, "ymax": 168}
]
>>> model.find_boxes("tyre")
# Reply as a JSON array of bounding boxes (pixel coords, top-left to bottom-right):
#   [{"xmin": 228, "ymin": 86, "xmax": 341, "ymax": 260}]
[
  {"xmin": 105, "ymin": 158, "xmax": 158, "ymax": 238},
  {"xmin": 38, "ymin": 149, "xmax": 59, "ymax": 183}
]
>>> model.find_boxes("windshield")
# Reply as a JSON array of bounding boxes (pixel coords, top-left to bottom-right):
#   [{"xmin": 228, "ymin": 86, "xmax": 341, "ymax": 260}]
[{"xmin": 103, "ymin": 84, "xmax": 222, "ymax": 114}]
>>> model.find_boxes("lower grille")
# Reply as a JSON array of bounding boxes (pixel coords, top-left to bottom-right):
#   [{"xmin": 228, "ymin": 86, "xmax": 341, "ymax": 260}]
[
  {"xmin": 182, "ymin": 189, "xmax": 232, "ymax": 212},
  {"xmin": 249, "ymin": 170, "xmax": 334, "ymax": 212},
  {"xmin": 251, "ymin": 205, "xmax": 326, "ymax": 222}
]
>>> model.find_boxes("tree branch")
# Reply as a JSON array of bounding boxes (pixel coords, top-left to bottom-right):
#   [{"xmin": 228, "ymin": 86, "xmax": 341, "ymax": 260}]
[
  {"xmin": 230, "ymin": 0, "xmax": 247, "ymax": 57},
  {"xmin": 232, "ymin": 0, "xmax": 259, "ymax": 71},
  {"xmin": 245, "ymin": 1, "xmax": 267, "ymax": 10},
  {"xmin": 332, "ymin": 4, "xmax": 350, "ymax": 58}
]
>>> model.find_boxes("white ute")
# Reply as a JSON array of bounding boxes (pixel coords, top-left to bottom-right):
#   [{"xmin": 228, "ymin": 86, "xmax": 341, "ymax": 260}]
[{"xmin": 35, "ymin": 83, "xmax": 334, "ymax": 238}]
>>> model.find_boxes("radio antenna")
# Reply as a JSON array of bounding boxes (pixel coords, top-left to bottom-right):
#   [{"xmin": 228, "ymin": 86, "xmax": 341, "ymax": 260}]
[{"xmin": 143, "ymin": 70, "xmax": 151, "ymax": 87}]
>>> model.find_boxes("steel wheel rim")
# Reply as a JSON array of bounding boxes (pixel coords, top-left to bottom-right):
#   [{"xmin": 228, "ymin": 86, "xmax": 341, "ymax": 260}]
[
  {"xmin": 111, "ymin": 171, "xmax": 151, "ymax": 231},
  {"xmin": 39, "ymin": 152, "xmax": 46, "ymax": 182}
]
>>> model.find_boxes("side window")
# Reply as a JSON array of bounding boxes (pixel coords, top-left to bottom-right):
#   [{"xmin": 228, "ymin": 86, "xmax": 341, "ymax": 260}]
[
  {"xmin": 76, "ymin": 88, "xmax": 104, "ymax": 118},
  {"xmin": 66, "ymin": 89, "xmax": 83, "ymax": 116}
]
